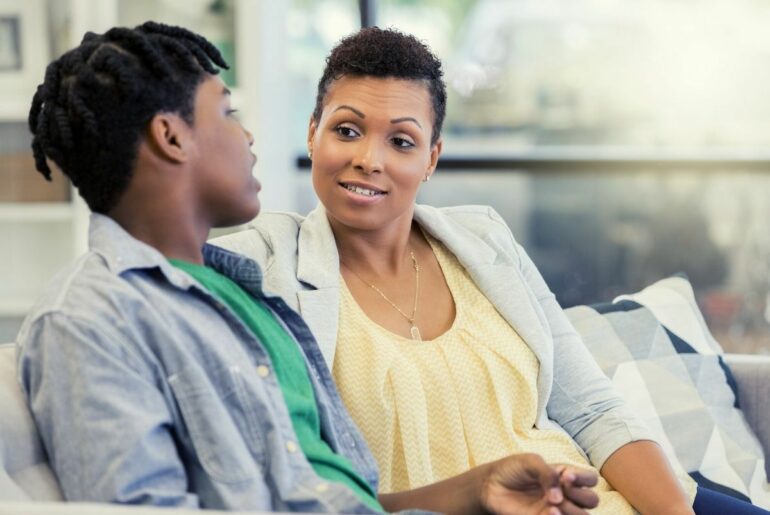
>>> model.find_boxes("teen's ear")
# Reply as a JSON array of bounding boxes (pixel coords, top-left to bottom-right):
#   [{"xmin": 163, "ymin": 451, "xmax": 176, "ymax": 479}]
[{"xmin": 146, "ymin": 113, "xmax": 192, "ymax": 164}]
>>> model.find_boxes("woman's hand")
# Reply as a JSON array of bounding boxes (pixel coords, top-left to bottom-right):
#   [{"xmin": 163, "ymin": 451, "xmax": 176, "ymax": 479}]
[
  {"xmin": 379, "ymin": 452, "xmax": 599, "ymax": 515},
  {"xmin": 481, "ymin": 454, "xmax": 599, "ymax": 515}
]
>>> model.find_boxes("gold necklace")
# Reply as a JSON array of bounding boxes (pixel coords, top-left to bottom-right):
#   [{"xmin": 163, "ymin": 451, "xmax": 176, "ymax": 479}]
[{"xmin": 343, "ymin": 251, "xmax": 422, "ymax": 341}]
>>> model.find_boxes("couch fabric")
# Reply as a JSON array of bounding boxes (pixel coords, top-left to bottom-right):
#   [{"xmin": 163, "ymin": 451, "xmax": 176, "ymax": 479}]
[
  {"xmin": 726, "ymin": 353, "xmax": 770, "ymax": 480},
  {"xmin": 0, "ymin": 343, "xmax": 61, "ymax": 502},
  {"xmin": 565, "ymin": 276, "xmax": 770, "ymax": 508}
]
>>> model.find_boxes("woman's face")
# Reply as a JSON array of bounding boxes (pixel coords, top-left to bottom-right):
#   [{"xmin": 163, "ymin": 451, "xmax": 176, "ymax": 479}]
[{"xmin": 308, "ymin": 76, "xmax": 441, "ymax": 233}]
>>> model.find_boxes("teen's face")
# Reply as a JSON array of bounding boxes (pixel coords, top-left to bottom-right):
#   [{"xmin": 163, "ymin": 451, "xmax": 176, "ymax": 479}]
[
  {"xmin": 308, "ymin": 76, "xmax": 441, "ymax": 232},
  {"xmin": 190, "ymin": 75, "xmax": 260, "ymax": 227}
]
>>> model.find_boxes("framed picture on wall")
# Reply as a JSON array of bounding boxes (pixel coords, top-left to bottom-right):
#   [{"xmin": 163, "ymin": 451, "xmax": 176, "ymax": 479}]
[
  {"xmin": 0, "ymin": 16, "xmax": 21, "ymax": 70},
  {"xmin": 0, "ymin": 0, "xmax": 48, "ymax": 120}
]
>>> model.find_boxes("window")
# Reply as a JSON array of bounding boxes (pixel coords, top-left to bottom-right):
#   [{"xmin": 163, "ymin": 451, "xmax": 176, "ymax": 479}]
[
  {"xmin": 287, "ymin": 0, "xmax": 361, "ymax": 155},
  {"xmin": 289, "ymin": 0, "xmax": 770, "ymax": 353},
  {"xmin": 379, "ymin": 0, "xmax": 770, "ymax": 153}
]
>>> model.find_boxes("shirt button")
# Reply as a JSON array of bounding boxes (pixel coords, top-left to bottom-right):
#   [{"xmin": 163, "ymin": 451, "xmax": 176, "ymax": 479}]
[
  {"xmin": 256, "ymin": 365, "xmax": 270, "ymax": 378},
  {"xmin": 286, "ymin": 441, "xmax": 298, "ymax": 453},
  {"xmin": 315, "ymin": 482, "xmax": 329, "ymax": 493}
]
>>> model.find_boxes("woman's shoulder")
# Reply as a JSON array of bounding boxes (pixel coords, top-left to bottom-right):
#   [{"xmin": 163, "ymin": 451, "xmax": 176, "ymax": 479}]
[
  {"xmin": 418, "ymin": 204, "xmax": 517, "ymax": 241},
  {"xmin": 250, "ymin": 211, "xmax": 306, "ymax": 236},
  {"xmin": 432, "ymin": 204, "xmax": 508, "ymax": 223},
  {"xmin": 417, "ymin": 204, "xmax": 524, "ymax": 267},
  {"xmin": 210, "ymin": 211, "xmax": 305, "ymax": 265}
]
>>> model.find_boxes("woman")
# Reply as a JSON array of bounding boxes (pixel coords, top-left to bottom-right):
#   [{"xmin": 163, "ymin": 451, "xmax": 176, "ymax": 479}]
[{"xmin": 217, "ymin": 27, "xmax": 767, "ymax": 514}]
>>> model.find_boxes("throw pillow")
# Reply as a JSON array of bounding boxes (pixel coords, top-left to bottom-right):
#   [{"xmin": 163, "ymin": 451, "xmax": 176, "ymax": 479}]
[{"xmin": 565, "ymin": 276, "xmax": 770, "ymax": 507}]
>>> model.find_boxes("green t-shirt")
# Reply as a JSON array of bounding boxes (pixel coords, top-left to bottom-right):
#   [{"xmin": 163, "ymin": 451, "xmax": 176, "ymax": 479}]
[{"xmin": 169, "ymin": 259, "xmax": 382, "ymax": 512}]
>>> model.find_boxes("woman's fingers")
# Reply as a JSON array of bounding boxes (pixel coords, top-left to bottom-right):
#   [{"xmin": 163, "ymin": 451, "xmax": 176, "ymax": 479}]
[
  {"xmin": 559, "ymin": 466, "xmax": 599, "ymax": 488},
  {"xmin": 562, "ymin": 483, "xmax": 599, "ymax": 509},
  {"xmin": 553, "ymin": 465, "xmax": 599, "ymax": 510},
  {"xmin": 557, "ymin": 499, "xmax": 593, "ymax": 515}
]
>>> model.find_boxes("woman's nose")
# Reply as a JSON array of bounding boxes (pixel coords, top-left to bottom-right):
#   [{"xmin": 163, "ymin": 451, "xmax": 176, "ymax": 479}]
[{"xmin": 352, "ymin": 139, "xmax": 383, "ymax": 175}]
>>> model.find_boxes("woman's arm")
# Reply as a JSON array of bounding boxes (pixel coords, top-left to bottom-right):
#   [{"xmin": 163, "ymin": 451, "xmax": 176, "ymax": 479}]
[
  {"xmin": 515, "ymin": 244, "xmax": 692, "ymax": 512},
  {"xmin": 492, "ymin": 211, "xmax": 691, "ymax": 512},
  {"xmin": 601, "ymin": 440, "xmax": 693, "ymax": 515},
  {"xmin": 379, "ymin": 453, "xmax": 599, "ymax": 515}
]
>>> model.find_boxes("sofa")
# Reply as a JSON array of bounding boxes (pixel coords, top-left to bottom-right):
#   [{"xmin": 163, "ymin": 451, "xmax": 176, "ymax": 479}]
[{"xmin": 2, "ymin": 276, "xmax": 769, "ymax": 511}]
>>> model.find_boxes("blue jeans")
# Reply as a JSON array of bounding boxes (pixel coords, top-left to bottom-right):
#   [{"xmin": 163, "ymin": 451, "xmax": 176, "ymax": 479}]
[{"xmin": 694, "ymin": 487, "xmax": 770, "ymax": 514}]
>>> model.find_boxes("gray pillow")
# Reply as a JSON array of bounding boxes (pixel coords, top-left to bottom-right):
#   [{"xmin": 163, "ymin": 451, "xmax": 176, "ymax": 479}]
[{"xmin": 565, "ymin": 276, "xmax": 770, "ymax": 508}]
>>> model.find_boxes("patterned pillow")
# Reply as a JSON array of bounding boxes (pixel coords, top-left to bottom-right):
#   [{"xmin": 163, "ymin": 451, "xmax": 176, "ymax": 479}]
[{"xmin": 564, "ymin": 276, "xmax": 770, "ymax": 507}]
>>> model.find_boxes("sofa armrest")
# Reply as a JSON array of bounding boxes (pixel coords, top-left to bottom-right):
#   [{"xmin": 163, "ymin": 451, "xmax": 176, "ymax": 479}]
[{"xmin": 724, "ymin": 353, "xmax": 770, "ymax": 480}]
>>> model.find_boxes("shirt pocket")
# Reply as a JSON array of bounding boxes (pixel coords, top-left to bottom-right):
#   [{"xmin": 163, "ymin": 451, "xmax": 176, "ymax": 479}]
[{"xmin": 168, "ymin": 364, "xmax": 263, "ymax": 484}]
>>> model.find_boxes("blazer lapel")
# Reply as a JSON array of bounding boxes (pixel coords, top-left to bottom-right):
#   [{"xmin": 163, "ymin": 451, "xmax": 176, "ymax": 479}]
[
  {"xmin": 295, "ymin": 206, "xmax": 342, "ymax": 367},
  {"xmin": 414, "ymin": 205, "xmax": 554, "ymax": 395},
  {"xmin": 297, "ymin": 289, "xmax": 340, "ymax": 367}
]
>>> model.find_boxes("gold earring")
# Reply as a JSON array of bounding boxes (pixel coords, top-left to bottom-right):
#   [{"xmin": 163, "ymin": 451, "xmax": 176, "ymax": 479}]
[
  {"xmin": 308, "ymin": 149, "xmax": 313, "ymax": 160},
  {"xmin": 423, "ymin": 174, "xmax": 431, "ymax": 182}
]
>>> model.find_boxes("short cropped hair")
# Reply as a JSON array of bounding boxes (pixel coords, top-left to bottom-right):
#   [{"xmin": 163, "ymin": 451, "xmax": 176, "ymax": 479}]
[
  {"xmin": 28, "ymin": 22, "xmax": 227, "ymax": 213},
  {"xmin": 312, "ymin": 27, "xmax": 446, "ymax": 146}
]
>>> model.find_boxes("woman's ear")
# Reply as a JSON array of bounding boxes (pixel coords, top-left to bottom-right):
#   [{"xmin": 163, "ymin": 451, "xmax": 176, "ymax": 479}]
[
  {"xmin": 307, "ymin": 115, "xmax": 318, "ymax": 156},
  {"xmin": 427, "ymin": 138, "xmax": 443, "ymax": 175},
  {"xmin": 146, "ymin": 113, "xmax": 191, "ymax": 164}
]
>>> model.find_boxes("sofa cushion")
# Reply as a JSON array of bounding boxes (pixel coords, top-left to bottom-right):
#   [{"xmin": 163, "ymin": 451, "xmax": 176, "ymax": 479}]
[
  {"xmin": 565, "ymin": 276, "xmax": 770, "ymax": 508},
  {"xmin": 0, "ymin": 343, "xmax": 62, "ymax": 501},
  {"xmin": 724, "ymin": 353, "xmax": 770, "ymax": 480}
]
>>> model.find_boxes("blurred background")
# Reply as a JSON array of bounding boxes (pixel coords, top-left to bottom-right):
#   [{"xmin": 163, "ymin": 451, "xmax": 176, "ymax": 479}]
[{"xmin": 2, "ymin": 0, "xmax": 770, "ymax": 354}]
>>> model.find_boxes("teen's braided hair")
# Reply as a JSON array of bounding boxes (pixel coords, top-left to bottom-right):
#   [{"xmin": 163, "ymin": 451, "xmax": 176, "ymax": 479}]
[{"xmin": 28, "ymin": 21, "xmax": 228, "ymax": 213}]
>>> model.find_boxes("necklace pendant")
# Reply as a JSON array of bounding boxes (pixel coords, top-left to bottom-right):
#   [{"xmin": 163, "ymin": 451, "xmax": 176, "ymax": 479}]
[{"xmin": 410, "ymin": 325, "xmax": 422, "ymax": 341}]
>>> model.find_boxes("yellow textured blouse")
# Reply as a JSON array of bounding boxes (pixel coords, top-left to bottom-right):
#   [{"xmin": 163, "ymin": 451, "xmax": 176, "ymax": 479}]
[{"xmin": 333, "ymin": 236, "xmax": 636, "ymax": 513}]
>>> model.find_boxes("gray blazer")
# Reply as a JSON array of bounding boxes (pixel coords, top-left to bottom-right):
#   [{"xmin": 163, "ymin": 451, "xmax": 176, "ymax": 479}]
[{"xmin": 213, "ymin": 203, "xmax": 653, "ymax": 469}]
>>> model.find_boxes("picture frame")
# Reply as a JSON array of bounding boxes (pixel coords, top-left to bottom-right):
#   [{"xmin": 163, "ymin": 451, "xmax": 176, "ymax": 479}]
[
  {"xmin": 0, "ymin": 0, "xmax": 48, "ymax": 120},
  {"xmin": 0, "ymin": 16, "xmax": 21, "ymax": 71}
]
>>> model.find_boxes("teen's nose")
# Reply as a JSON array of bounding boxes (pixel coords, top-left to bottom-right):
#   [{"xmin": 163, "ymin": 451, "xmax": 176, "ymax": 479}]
[{"xmin": 243, "ymin": 127, "xmax": 255, "ymax": 146}]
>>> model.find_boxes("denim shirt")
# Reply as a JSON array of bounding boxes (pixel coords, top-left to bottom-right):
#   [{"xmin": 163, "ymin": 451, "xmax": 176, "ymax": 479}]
[{"xmin": 15, "ymin": 214, "xmax": 381, "ymax": 512}]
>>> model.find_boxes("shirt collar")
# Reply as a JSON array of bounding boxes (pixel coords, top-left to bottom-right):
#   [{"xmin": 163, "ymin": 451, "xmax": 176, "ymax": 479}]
[{"xmin": 88, "ymin": 212, "xmax": 264, "ymax": 292}]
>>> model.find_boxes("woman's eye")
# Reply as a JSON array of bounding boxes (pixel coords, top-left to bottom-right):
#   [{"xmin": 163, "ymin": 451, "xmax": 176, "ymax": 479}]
[
  {"xmin": 392, "ymin": 137, "xmax": 415, "ymax": 148},
  {"xmin": 335, "ymin": 126, "xmax": 359, "ymax": 138}
]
